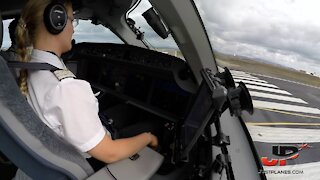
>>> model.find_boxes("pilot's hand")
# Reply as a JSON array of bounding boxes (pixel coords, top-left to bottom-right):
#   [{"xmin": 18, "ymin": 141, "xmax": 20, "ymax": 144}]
[{"xmin": 148, "ymin": 133, "xmax": 158, "ymax": 150}]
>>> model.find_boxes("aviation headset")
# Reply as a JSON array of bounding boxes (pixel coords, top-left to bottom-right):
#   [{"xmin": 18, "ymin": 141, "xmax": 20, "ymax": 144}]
[{"xmin": 43, "ymin": 0, "xmax": 68, "ymax": 35}]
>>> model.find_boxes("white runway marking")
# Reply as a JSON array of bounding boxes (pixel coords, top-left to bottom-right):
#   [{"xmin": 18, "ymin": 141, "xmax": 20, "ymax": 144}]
[
  {"xmin": 232, "ymin": 74, "xmax": 260, "ymax": 79},
  {"xmin": 230, "ymin": 70, "xmax": 249, "ymax": 75},
  {"xmin": 234, "ymin": 79, "xmax": 279, "ymax": 89},
  {"xmin": 234, "ymin": 77, "xmax": 268, "ymax": 83},
  {"xmin": 249, "ymin": 91, "xmax": 308, "ymax": 104},
  {"xmin": 231, "ymin": 73, "xmax": 252, "ymax": 77},
  {"xmin": 253, "ymin": 100, "xmax": 320, "ymax": 115},
  {"xmin": 249, "ymin": 70, "xmax": 320, "ymax": 90},
  {"xmin": 231, "ymin": 70, "xmax": 320, "ymax": 180},
  {"xmin": 247, "ymin": 125, "xmax": 320, "ymax": 143},
  {"xmin": 237, "ymin": 84, "xmax": 292, "ymax": 95}
]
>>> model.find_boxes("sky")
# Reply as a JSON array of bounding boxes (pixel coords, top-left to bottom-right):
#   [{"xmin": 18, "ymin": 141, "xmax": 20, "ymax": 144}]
[
  {"xmin": 2, "ymin": 0, "xmax": 320, "ymax": 75},
  {"xmin": 195, "ymin": 0, "xmax": 320, "ymax": 75}
]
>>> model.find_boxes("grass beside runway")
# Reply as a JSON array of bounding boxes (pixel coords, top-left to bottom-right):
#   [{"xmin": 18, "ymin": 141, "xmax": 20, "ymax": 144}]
[{"xmin": 214, "ymin": 53, "xmax": 320, "ymax": 87}]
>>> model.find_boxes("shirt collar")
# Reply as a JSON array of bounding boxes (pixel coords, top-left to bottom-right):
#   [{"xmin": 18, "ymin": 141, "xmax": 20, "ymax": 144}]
[{"xmin": 31, "ymin": 49, "xmax": 66, "ymax": 69}]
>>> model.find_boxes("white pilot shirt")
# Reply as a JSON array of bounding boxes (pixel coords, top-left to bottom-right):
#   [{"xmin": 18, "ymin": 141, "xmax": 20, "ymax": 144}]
[{"xmin": 27, "ymin": 49, "xmax": 106, "ymax": 153}]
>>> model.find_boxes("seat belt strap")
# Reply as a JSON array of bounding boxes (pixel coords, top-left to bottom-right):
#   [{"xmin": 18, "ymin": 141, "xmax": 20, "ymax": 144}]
[
  {"xmin": 6, "ymin": 61, "xmax": 76, "ymax": 81},
  {"xmin": 6, "ymin": 61, "xmax": 59, "ymax": 71}
]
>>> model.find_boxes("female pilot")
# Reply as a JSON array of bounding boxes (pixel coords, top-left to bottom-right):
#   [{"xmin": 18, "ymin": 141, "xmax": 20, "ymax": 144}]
[{"xmin": 16, "ymin": 0, "xmax": 157, "ymax": 171}]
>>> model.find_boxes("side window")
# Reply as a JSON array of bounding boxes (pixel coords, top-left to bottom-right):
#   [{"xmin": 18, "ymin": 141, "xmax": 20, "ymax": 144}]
[
  {"xmin": 1, "ymin": 19, "xmax": 14, "ymax": 49},
  {"xmin": 0, "ymin": 19, "xmax": 124, "ymax": 50},
  {"xmin": 73, "ymin": 20, "xmax": 123, "ymax": 44}
]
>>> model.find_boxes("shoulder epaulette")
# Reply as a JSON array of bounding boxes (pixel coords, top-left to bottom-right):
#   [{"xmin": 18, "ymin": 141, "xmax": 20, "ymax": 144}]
[{"xmin": 53, "ymin": 69, "xmax": 76, "ymax": 81}]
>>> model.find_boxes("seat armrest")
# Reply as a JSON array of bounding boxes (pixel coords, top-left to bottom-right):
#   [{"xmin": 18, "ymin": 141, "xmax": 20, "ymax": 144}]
[
  {"xmin": 86, "ymin": 167, "xmax": 115, "ymax": 180},
  {"xmin": 87, "ymin": 147, "xmax": 164, "ymax": 180}
]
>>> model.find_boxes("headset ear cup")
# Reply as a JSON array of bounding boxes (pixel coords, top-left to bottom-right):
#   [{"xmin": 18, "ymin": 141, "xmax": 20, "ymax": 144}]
[{"xmin": 44, "ymin": 2, "xmax": 67, "ymax": 34}]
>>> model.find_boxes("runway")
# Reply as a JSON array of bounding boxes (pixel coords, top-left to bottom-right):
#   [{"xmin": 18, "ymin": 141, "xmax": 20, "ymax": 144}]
[{"xmin": 225, "ymin": 68, "xmax": 320, "ymax": 179}]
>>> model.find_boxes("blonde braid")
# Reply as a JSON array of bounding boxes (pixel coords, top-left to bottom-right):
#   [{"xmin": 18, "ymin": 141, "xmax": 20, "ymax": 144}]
[{"xmin": 16, "ymin": 18, "xmax": 31, "ymax": 97}]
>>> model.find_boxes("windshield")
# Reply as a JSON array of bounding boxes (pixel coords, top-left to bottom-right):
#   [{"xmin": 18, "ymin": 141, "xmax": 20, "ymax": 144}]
[
  {"xmin": 73, "ymin": 20, "xmax": 123, "ymax": 44},
  {"xmin": 2, "ymin": 1, "xmax": 319, "ymax": 178},
  {"xmin": 1, "ymin": 19, "xmax": 123, "ymax": 49},
  {"xmin": 196, "ymin": 0, "xmax": 320, "ymax": 179}
]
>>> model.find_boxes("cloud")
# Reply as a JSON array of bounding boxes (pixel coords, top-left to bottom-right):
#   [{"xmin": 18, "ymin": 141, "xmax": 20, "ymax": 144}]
[
  {"xmin": 73, "ymin": 20, "xmax": 123, "ymax": 44},
  {"xmin": 196, "ymin": 0, "xmax": 320, "ymax": 74}
]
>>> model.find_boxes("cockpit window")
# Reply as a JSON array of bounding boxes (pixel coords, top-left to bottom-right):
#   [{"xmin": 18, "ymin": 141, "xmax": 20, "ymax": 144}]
[
  {"xmin": 195, "ymin": 0, "xmax": 320, "ymax": 176},
  {"xmin": 2, "ymin": 19, "xmax": 13, "ymax": 49},
  {"xmin": 126, "ymin": 0, "xmax": 183, "ymax": 58},
  {"xmin": 195, "ymin": 0, "xmax": 320, "ymax": 78},
  {"xmin": 1, "ymin": 19, "xmax": 123, "ymax": 50},
  {"xmin": 73, "ymin": 20, "xmax": 123, "ymax": 44}
]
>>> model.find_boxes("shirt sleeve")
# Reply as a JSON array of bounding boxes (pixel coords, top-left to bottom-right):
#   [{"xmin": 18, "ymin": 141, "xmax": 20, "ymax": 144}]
[{"xmin": 43, "ymin": 78, "xmax": 106, "ymax": 152}]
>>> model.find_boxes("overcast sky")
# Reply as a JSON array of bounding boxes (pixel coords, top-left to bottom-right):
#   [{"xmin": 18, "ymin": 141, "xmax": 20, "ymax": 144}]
[
  {"xmin": 2, "ymin": 0, "xmax": 320, "ymax": 75},
  {"xmin": 195, "ymin": 0, "xmax": 320, "ymax": 74},
  {"xmin": 127, "ymin": 0, "xmax": 320, "ymax": 75}
]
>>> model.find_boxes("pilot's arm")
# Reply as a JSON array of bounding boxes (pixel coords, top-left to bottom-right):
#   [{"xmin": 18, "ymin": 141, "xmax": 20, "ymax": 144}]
[
  {"xmin": 45, "ymin": 78, "xmax": 157, "ymax": 163},
  {"xmin": 88, "ymin": 131, "xmax": 157, "ymax": 163}
]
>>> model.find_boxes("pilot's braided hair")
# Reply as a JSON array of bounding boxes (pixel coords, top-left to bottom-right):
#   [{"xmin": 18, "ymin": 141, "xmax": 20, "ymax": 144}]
[
  {"xmin": 16, "ymin": 16, "xmax": 31, "ymax": 97},
  {"xmin": 16, "ymin": 0, "xmax": 72, "ymax": 96}
]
